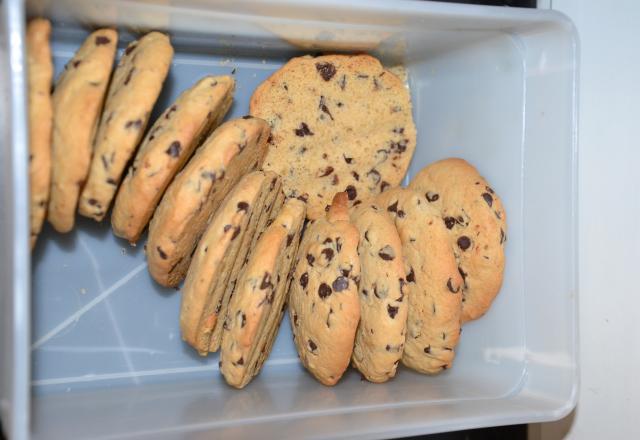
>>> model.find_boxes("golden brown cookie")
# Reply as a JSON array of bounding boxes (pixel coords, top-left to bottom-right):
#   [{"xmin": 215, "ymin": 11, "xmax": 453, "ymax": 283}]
[
  {"xmin": 111, "ymin": 75, "xmax": 235, "ymax": 242},
  {"xmin": 250, "ymin": 54, "xmax": 416, "ymax": 220},
  {"xmin": 48, "ymin": 29, "xmax": 117, "ymax": 233},
  {"xmin": 409, "ymin": 158, "xmax": 507, "ymax": 322},
  {"xmin": 79, "ymin": 32, "xmax": 173, "ymax": 221},
  {"xmin": 147, "ymin": 117, "xmax": 270, "ymax": 287},
  {"xmin": 26, "ymin": 18, "xmax": 53, "ymax": 248}
]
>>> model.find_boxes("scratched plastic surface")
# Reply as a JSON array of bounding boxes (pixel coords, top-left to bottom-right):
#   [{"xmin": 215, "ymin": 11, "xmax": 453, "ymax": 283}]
[{"xmin": 16, "ymin": 0, "xmax": 580, "ymax": 438}]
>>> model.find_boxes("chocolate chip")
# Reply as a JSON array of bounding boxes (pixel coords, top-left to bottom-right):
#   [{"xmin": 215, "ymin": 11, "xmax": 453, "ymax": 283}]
[
  {"xmin": 315, "ymin": 62, "xmax": 336, "ymax": 81},
  {"xmin": 406, "ymin": 268, "xmax": 416, "ymax": 283},
  {"xmin": 323, "ymin": 238, "xmax": 333, "ymax": 244},
  {"xmin": 458, "ymin": 266, "xmax": 467, "ymax": 282},
  {"xmin": 286, "ymin": 234, "xmax": 294, "ymax": 247},
  {"xmin": 237, "ymin": 357, "xmax": 244, "ymax": 365},
  {"xmin": 380, "ymin": 181, "xmax": 390, "ymax": 192},
  {"xmin": 318, "ymin": 283, "xmax": 332, "ymax": 298},
  {"xmin": 165, "ymin": 141, "xmax": 181, "ymax": 157},
  {"xmin": 294, "ymin": 122, "xmax": 314, "ymax": 137},
  {"xmin": 345, "ymin": 185, "xmax": 357, "ymax": 200},
  {"xmin": 500, "ymin": 228, "xmax": 506, "ymax": 244},
  {"xmin": 224, "ymin": 224, "xmax": 232, "ymax": 232},
  {"xmin": 397, "ymin": 210, "xmax": 405, "ymax": 218},
  {"xmin": 240, "ymin": 313, "xmax": 246, "ymax": 328},
  {"xmin": 390, "ymin": 139, "xmax": 408, "ymax": 153},
  {"xmin": 364, "ymin": 230, "xmax": 370, "ymax": 242},
  {"xmin": 457, "ymin": 236, "xmax": 471, "ymax": 250},
  {"xmin": 306, "ymin": 254, "xmax": 315, "ymax": 266},
  {"xmin": 87, "ymin": 198, "xmax": 99, "ymax": 206},
  {"xmin": 124, "ymin": 43, "xmax": 137, "ymax": 55},
  {"xmin": 300, "ymin": 272, "xmax": 309, "ymax": 288},
  {"xmin": 125, "ymin": 119, "xmax": 143, "ymax": 129},
  {"xmin": 341, "ymin": 268, "xmax": 351, "ymax": 277},
  {"xmin": 260, "ymin": 272, "xmax": 273, "ymax": 290},
  {"xmin": 338, "ymin": 74, "xmax": 347, "ymax": 90},
  {"xmin": 72, "ymin": 60, "xmax": 81, "ymax": 68},
  {"xmin": 241, "ymin": 115, "xmax": 253, "ymax": 119},
  {"xmin": 378, "ymin": 245, "xmax": 395, "ymax": 261},
  {"xmin": 124, "ymin": 67, "xmax": 135, "ymax": 85},
  {"xmin": 296, "ymin": 194, "xmax": 309, "ymax": 203},
  {"xmin": 486, "ymin": 186, "xmax": 495, "ymax": 194},
  {"xmin": 385, "ymin": 345, "xmax": 391, "ymax": 351},
  {"xmin": 319, "ymin": 96, "xmax": 334, "ymax": 120},
  {"xmin": 332, "ymin": 276, "xmax": 349, "ymax": 292},
  {"xmin": 424, "ymin": 345, "xmax": 431, "ymax": 354},
  {"xmin": 444, "ymin": 217, "xmax": 456, "ymax": 229},
  {"xmin": 106, "ymin": 178, "xmax": 117, "ymax": 186},
  {"xmin": 231, "ymin": 226, "xmax": 241, "ymax": 240},
  {"xmin": 351, "ymin": 171, "xmax": 360, "ymax": 181},
  {"xmin": 387, "ymin": 201, "xmax": 398, "ymax": 213},
  {"xmin": 293, "ymin": 313, "xmax": 299, "ymax": 326},
  {"xmin": 367, "ymin": 168, "xmax": 381, "ymax": 185},
  {"xmin": 318, "ymin": 166, "xmax": 334, "ymax": 177},
  {"xmin": 482, "ymin": 192, "xmax": 493, "ymax": 207},
  {"xmin": 336, "ymin": 237, "xmax": 342, "ymax": 252},
  {"xmin": 343, "ymin": 154, "xmax": 353, "ymax": 164},
  {"xmin": 392, "ymin": 127, "xmax": 404, "ymax": 134},
  {"xmin": 237, "ymin": 201, "xmax": 249, "ymax": 212},
  {"xmin": 165, "ymin": 105, "xmax": 177, "ymax": 119},
  {"xmin": 426, "ymin": 192, "xmax": 439, "ymax": 202},
  {"xmin": 308, "ymin": 339, "xmax": 317, "ymax": 351},
  {"xmin": 321, "ymin": 248, "xmax": 334, "ymax": 262},
  {"xmin": 447, "ymin": 278, "xmax": 460, "ymax": 293},
  {"xmin": 95, "ymin": 36, "xmax": 111, "ymax": 45},
  {"xmin": 387, "ymin": 304, "xmax": 399, "ymax": 319},
  {"xmin": 157, "ymin": 246, "xmax": 167, "ymax": 260}
]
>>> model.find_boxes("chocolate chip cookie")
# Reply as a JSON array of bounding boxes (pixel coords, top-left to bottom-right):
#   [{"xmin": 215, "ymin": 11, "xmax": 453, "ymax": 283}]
[
  {"xmin": 48, "ymin": 29, "xmax": 117, "ymax": 233},
  {"xmin": 289, "ymin": 192, "xmax": 361, "ymax": 386},
  {"xmin": 220, "ymin": 198, "xmax": 306, "ymax": 388},
  {"xmin": 250, "ymin": 54, "xmax": 416, "ymax": 220},
  {"xmin": 79, "ymin": 32, "xmax": 173, "ymax": 221},
  {"xmin": 350, "ymin": 203, "xmax": 407, "ymax": 383},
  {"xmin": 377, "ymin": 188, "xmax": 463, "ymax": 374},
  {"xmin": 147, "ymin": 117, "xmax": 270, "ymax": 287},
  {"xmin": 26, "ymin": 19, "xmax": 53, "ymax": 248},
  {"xmin": 409, "ymin": 158, "xmax": 507, "ymax": 322},
  {"xmin": 180, "ymin": 171, "xmax": 283, "ymax": 355},
  {"xmin": 111, "ymin": 75, "xmax": 235, "ymax": 242}
]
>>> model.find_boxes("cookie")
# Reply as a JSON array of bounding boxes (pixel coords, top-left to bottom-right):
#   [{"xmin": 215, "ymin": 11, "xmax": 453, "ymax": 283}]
[
  {"xmin": 48, "ymin": 29, "xmax": 117, "ymax": 233},
  {"xmin": 250, "ymin": 54, "xmax": 416, "ymax": 220},
  {"xmin": 26, "ymin": 19, "xmax": 53, "ymax": 248},
  {"xmin": 289, "ymin": 192, "xmax": 361, "ymax": 386},
  {"xmin": 408, "ymin": 158, "xmax": 507, "ymax": 322},
  {"xmin": 111, "ymin": 75, "xmax": 235, "ymax": 242},
  {"xmin": 350, "ymin": 203, "xmax": 407, "ymax": 383},
  {"xmin": 220, "ymin": 198, "xmax": 306, "ymax": 388},
  {"xmin": 147, "ymin": 117, "xmax": 271, "ymax": 287},
  {"xmin": 78, "ymin": 32, "xmax": 173, "ymax": 221},
  {"xmin": 180, "ymin": 171, "xmax": 283, "ymax": 355},
  {"xmin": 376, "ymin": 188, "xmax": 462, "ymax": 374}
]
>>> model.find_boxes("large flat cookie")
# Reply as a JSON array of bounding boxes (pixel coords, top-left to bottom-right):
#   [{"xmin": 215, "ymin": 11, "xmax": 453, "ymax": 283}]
[
  {"xmin": 289, "ymin": 192, "xmax": 361, "ymax": 386},
  {"xmin": 377, "ymin": 188, "xmax": 462, "ymax": 374},
  {"xmin": 180, "ymin": 171, "xmax": 283, "ymax": 355},
  {"xmin": 48, "ymin": 29, "xmax": 117, "ymax": 233},
  {"xmin": 79, "ymin": 32, "xmax": 173, "ymax": 221},
  {"xmin": 250, "ymin": 54, "xmax": 416, "ymax": 220},
  {"xmin": 26, "ymin": 19, "xmax": 53, "ymax": 248},
  {"xmin": 220, "ymin": 198, "xmax": 306, "ymax": 388},
  {"xmin": 350, "ymin": 203, "xmax": 407, "ymax": 383},
  {"xmin": 409, "ymin": 158, "xmax": 507, "ymax": 322},
  {"xmin": 111, "ymin": 75, "xmax": 235, "ymax": 242},
  {"xmin": 147, "ymin": 117, "xmax": 270, "ymax": 287}
]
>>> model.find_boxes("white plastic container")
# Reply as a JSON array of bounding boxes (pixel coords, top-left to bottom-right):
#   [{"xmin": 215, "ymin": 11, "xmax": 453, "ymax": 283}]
[{"xmin": 1, "ymin": 0, "xmax": 579, "ymax": 439}]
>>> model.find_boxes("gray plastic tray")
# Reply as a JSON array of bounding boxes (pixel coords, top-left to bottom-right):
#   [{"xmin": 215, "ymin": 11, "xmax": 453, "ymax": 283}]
[{"xmin": 1, "ymin": 1, "xmax": 579, "ymax": 439}]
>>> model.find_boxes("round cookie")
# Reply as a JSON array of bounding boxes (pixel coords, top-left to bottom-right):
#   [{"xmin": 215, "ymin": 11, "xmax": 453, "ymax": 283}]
[
  {"xmin": 26, "ymin": 19, "xmax": 53, "ymax": 248},
  {"xmin": 289, "ymin": 192, "xmax": 361, "ymax": 386},
  {"xmin": 250, "ymin": 54, "xmax": 416, "ymax": 220},
  {"xmin": 376, "ymin": 188, "xmax": 463, "ymax": 374},
  {"xmin": 350, "ymin": 203, "xmax": 408, "ymax": 383},
  {"xmin": 48, "ymin": 28, "xmax": 118, "ymax": 233},
  {"xmin": 111, "ymin": 75, "xmax": 235, "ymax": 243},
  {"xmin": 220, "ymin": 198, "xmax": 306, "ymax": 389},
  {"xmin": 79, "ymin": 32, "xmax": 174, "ymax": 221},
  {"xmin": 409, "ymin": 158, "xmax": 507, "ymax": 322},
  {"xmin": 147, "ymin": 117, "xmax": 270, "ymax": 287}
]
